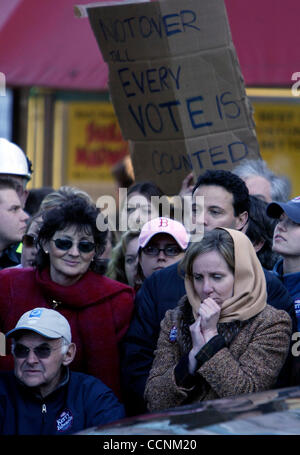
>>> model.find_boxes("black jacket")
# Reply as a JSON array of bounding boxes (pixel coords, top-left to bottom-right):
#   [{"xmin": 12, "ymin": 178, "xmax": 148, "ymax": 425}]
[
  {"xmin": 121, "ymin": 262, "xmax": 296, "ymax": 416},
  {"xmin": 0, "ymin": 370, "xmax": 125, "ymax": 435},
  {"xmin": 0, "ymin": 243, "xmax": 21, "ymax": 270}
]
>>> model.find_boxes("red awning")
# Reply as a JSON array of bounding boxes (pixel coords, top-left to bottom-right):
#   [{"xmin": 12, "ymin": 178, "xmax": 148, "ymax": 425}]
[
  {"xmin": 0, "ymin": 0, "xmax": 299, "ymax": 90},
  {"xmin": 0, "ymin": 0, "xmax": 109, "ymax": 90},
  {"xmin": 225, "ymin": 0, "xmax": 300, "ymax": 87}
]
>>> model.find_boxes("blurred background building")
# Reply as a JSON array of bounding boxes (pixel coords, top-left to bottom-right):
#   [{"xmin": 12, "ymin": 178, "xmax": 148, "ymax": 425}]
[{"xmin": 1, "ymin": 0, "xmax": 300, "ymax": 200}]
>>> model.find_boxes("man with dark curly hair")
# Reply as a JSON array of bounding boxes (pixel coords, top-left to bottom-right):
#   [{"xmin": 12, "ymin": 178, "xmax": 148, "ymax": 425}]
[{"xmin": 191, "ymin": 169, "xmax": 250, "ymax": 233}]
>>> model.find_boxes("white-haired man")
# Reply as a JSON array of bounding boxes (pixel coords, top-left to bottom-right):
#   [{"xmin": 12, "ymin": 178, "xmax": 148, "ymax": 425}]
[
  {"xmin": 233, "ymin": 158, "xmax": 291, "ymax": 203},
  {"xmin": 0, "ymin": 308, "xmax": 125, "ymax": 434}
]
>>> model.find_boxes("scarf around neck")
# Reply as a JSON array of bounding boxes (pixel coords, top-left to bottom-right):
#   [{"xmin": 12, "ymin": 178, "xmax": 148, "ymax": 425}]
[
  {"xmin": 34, "ymin": 267, "xmax": 129, "ymax": 309},
  {"xmin": 185, "ymin": 228, "xmax": 266, "ymax": 323}
]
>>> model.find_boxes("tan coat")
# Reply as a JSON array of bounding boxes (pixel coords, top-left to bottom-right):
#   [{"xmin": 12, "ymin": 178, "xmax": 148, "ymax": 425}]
[{"xmin": 144, "ymin": 300, "xmax": 292, "ymax": 412}]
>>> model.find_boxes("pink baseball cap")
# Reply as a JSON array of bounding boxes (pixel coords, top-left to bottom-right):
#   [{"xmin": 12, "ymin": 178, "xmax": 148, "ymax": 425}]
[{"xmin": 138, "ymin": 217, "xmax": 190, "ymax": 250}]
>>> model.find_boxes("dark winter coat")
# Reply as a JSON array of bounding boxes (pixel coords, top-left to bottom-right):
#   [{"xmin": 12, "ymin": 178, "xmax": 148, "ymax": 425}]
[
  {"xmin": 0, "ymin": 267, "xmax": 134, "ymax": 399},
  {"xmin": 273, "ymin": 258, "xmax": 300, "ymax": 331},
  {"xmin": 0, "ymin": 370, "xmax": 125, "ymax": 435},
  {"xmin": 121, "ymin": 261, "xmax": 296, "ymax": 415},
  {"xmin": 144, "ymin": 297, "xmax": 292, "ymax": 412}
]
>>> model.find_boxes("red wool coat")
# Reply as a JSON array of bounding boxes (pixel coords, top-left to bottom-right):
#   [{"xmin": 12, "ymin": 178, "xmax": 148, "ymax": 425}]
[{"xmin": 0, "ymin": 267, "xmax": 134, "ymax": 400}]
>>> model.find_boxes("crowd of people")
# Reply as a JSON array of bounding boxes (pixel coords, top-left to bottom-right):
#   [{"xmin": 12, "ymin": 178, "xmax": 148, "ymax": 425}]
[{"xmin": 0, "ymin": 137, "xmax": 299, "ymax": 434}]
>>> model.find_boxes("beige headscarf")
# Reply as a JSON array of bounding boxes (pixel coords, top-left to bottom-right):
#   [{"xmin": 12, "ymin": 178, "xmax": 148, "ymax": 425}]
[{"xmin": 184, "ymin": 228, "xmax": 266, "ymax": 323}]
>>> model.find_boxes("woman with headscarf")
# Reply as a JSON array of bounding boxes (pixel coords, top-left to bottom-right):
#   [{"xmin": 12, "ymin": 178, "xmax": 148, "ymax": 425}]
[{"xmin": 144, "ymin": 228, "xmax": 292, "ymax": 412}]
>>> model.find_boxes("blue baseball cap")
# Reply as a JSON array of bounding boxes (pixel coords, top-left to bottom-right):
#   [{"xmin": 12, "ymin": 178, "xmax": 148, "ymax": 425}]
[{"xmin": 267, "ymin": 196, "xmax": 300, "ymax": 224}]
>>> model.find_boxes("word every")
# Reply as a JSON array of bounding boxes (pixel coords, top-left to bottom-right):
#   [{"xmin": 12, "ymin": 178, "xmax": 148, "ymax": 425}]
[{"xmin": 118, "ymin": 65, "xmax": 181, "ymax": 97}]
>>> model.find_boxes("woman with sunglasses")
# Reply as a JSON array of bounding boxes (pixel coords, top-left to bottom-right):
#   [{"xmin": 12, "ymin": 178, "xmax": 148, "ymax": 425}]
[
  {"xmin": 136, "ymin": 217, "xmax": 190, "ymax": 282},
  {"xmin": 0, "ymin": 196, "xmax": 134, "ymax": 400}
]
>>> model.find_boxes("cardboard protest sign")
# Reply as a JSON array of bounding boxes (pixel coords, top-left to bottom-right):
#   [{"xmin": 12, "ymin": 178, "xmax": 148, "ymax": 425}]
[
  {"xmin": 85, "ymin": 0, "xmax": 231, "ymax": 61},
  {"xmin": 107, "ymin": 48, "xmax": 255, "ymax": 141},
  {"xmin": 80, "ymin": 0, "xmax": 261, "ymax": 195},
  {"xmin": 130, "ymin": 127, "xmax": 260, "ymax": 195}
]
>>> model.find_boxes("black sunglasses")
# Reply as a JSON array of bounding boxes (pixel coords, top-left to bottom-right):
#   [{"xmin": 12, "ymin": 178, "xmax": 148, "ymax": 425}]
[
  {"xmin": 52, "ymin": 238, "xmax": 95, "ymax": 253},
  {"xmin": 142, "ymin": 245, "xmax": 182, "ymax": 257},
  {"xmin": 13, "ymin": 342, "xmax": 61, "ymax": 359},
  {"xmin": 22, "ymin": 234, "xmax": 38, "ymax": 248}
]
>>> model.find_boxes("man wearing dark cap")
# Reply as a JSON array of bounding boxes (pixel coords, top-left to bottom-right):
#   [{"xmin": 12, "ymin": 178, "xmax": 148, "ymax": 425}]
[
  {"xmin": 0, "ymin": 308, "xmax": 125, "ymax": 434},
  {"xmin": 267, "ymin": 196, "xmax": 300, "ymax": 332}
]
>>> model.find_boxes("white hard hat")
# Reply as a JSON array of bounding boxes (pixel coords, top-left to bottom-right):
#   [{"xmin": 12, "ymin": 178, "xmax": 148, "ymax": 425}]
[{"xmin": 0, "ymin": 138, "xmax": 32, "ymax": 180}]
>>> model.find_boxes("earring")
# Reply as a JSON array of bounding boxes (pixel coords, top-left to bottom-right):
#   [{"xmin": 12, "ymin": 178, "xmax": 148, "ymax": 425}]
[{"xmin": 45, "ymin": 250, "xmax": 48, "ymax": 254}]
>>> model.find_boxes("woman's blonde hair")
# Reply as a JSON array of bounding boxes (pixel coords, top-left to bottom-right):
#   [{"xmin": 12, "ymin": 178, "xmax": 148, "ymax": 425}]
[
  {"xmin": 106, "ymin": 230, "xmax": 140, "ymax": 284},
  {"xmin": 180, "ymin": 229, "xmax": 235, "ymax": 278}
]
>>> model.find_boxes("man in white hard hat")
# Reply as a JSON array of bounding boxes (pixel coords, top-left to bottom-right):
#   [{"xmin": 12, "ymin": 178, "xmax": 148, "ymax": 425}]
[
  {"xmin": 0, "ymin": 138, "xmax": 32, "ymax": 208},
  {"xmin": 0, "ymin": 139, "xmax": 33, "ymax": 268},
  {"xmin": 0, "ymin": 308, "xmax": 125, "ymax": 435}
]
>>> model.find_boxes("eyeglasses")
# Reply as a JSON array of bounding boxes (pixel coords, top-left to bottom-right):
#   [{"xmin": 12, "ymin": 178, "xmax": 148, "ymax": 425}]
[
  {"xmin": 13, "ymin": 342, "xmax": 61, "ymax": 359},
  {"xmin": 22, "ymin": 234, "xmax": 38, "ymax": 248},
  {"xmin": 52, "ymin": 238, "xmax": 95, "ymax": 253},
  {"xmin": 142, "ymin": 245, "xmax": 182, "ymax": 257}
]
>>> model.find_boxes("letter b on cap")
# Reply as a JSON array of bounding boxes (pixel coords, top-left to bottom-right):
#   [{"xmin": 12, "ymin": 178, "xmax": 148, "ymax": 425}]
[{"xmin": 159, "ymin": 218, "xmax": 169, "ymax": 227}]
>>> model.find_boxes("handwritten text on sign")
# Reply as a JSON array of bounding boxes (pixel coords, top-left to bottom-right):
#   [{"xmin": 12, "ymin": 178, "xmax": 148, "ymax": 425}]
[
  {"xmin": 109, "ymin": 48, "xmax": 248, "ymax": 141},
  {"xmin": 99, "ymin": 10, "xmax": 200, "ymax": 62},
  {"xmin": 131, "ymin": 133, "xmax": 252, "ymax": 177},
  {"xmin": 152, "ymin": 141, "xmax": 248, "ymax": 175},
  {"xmin": 87, "ymin": 1, "xmax": 249, "ymax": 141},
  {"xmin": 86, "ymin": 0, "xmax": 260, "ymax": 194},
  {"xmin": 87, "ymin": 0, "xmax": 231, "ymax": 62}
]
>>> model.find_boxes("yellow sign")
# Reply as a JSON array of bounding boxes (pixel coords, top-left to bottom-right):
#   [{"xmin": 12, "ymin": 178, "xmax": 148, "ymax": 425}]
[
  {"xmin": 67, "ymin": 102, "xmax": 128, "ymax": 182},
  {"xmin": 253, "ymin": 102, "xmax": 300, "ymax": 197}
]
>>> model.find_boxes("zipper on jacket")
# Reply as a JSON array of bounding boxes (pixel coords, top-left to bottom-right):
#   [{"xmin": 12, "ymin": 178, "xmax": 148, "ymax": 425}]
[{"xmin": 41, "ymin": 403, "xmax": 47, "ymax": 432}]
